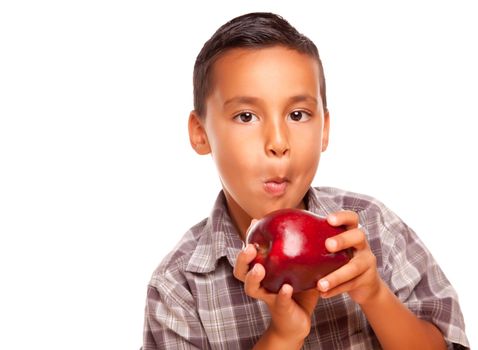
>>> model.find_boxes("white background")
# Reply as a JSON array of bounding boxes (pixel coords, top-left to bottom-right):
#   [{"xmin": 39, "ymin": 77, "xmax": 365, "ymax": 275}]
[{"xmin": 1, "ymin": 1, "xmax": 476, "ymax": 348}]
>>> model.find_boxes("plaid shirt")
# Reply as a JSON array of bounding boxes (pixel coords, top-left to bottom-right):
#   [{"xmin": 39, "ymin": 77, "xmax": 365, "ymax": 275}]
[{"xmin": 142, "ymin": 187, "xmax": 469, "ymax": 349}]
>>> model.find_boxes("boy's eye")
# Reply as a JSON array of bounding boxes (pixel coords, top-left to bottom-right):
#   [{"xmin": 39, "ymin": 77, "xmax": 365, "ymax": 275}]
[
  {"xmin": 288, "ymin": 110, "xmax": 311, "ymax": 122},
  {"xmin": 234, "ymin": 112, "xmax": 259, "ymax": 123}
]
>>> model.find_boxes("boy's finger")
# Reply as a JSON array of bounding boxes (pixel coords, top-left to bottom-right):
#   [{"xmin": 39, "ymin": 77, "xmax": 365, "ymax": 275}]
[
  {"xmin": 274, "ymin": 284, "xmax": 294, "ymax": 308},
  {"xmin": 327, "ymin": 210, "xmax": 359, "ymax": 230},
  {"xmin": 243, "ymin": 264, "xmax": 274, "ymax": 304},
  {"xmin": 320, "ymin": 278, "xmax": 357, "ymax": 299},
  {"xmin": 325, "ymin": 228, "xmax": 367, "ymax": 252},
  {"xmin": 233, "ymin": 244, "xmax": 257, "ymax": 282},
  {"xmin": 317, "ymin": 258, "xmax": 368, "ymax": 292}
]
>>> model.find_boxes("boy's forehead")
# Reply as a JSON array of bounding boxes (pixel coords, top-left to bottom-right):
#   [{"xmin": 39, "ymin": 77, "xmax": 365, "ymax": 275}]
[
  {"xmin": 208, "ymin": 46, "xmax": 321, "ymax": 106},
  {"xmin": 212, "ymin": 46, "xmax": 318, "ymax": 74}
]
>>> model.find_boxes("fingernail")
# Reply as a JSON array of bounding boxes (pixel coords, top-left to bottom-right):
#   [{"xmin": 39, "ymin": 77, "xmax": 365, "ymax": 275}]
[
  {"xmin": 328, "ymin": 215, "xmax": 337, "ymax": 225},
  {"xmin": 252, "ymin": 264, "xmax": 260, "ymax": 275},
  {"xmin": 281, "ymin": 284, "xmax": 292, "ymax": 295},
  {"xmin": 327, "ymin": 239, "xmax": 337, "ymax": 251},
  {"xmin": 319, "ymin": 279, "xmax": 329, "ymax": 291}
]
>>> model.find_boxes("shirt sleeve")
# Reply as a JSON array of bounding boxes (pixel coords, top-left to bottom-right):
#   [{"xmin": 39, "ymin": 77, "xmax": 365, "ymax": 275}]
[
  {"xmin": 142, "ymin": 276, "xmax": 210, "ymax": 350},
  {"xmin": 377, "ymin": 209, "xmax": 470, "ymax": 349}
]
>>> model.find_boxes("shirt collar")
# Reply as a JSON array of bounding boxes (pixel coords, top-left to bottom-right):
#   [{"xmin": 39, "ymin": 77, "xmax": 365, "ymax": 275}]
[
  {"xmin": 306, "ymin": 186, "xmax": 344, "ymax": 218},
  {"xmin": 185, "ymin": 187, "xmax": 343, "ymax": 274},
  {"xmin": 185, "ymin": 191, "xmax": 244, "ymax": 273}
]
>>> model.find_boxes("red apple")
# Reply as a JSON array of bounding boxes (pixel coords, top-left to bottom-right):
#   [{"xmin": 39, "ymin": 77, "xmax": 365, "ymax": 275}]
[{"xmin": 246, "ymin": 208, "xmax": 352, "ymax": 293}]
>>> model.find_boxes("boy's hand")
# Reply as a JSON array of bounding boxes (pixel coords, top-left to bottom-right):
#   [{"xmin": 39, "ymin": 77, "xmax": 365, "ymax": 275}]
[
  {"xmin": 317, "ymin": 211, "xmax": 384, "ymax": 305},
  {"xmin": 234, "ymin": 220, "xmax": 320, "ymax": 346}
]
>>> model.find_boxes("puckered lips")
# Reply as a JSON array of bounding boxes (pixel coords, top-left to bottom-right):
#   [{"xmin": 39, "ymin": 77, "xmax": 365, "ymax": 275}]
[{"xmin": 263, "ymin": 176, "xmax": 290, "ymax": 196}]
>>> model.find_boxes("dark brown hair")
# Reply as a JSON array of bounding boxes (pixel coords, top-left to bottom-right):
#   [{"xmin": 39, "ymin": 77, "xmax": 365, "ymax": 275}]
[{"xmin": 193, "ymin": 12, "xmax": 327, "ymax": 117}]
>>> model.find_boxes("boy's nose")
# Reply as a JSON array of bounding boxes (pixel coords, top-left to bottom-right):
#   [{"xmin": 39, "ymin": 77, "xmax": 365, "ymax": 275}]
[
  {"xmin": 268, "ymin": 143, "xmax": 289, "ymax": 157},
  {"xmin": 265, "ymin": 122, "xmax": 290, "ymax": 158}
]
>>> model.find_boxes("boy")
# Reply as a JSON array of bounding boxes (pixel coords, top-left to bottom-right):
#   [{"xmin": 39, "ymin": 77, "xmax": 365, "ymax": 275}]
[{"xmin": 142, "ymin": 12, "xmax": 469, "ymax": 349}]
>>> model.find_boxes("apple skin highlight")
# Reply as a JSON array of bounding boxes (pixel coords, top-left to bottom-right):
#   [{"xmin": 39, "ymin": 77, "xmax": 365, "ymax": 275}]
[{"xmin": 246, "ymin": 209, "xmax": 353, "ymax": 293}]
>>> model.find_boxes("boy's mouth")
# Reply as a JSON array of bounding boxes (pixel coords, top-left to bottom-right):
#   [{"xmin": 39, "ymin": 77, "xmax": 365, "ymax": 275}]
[{"xmin": 263, "ymin": 177, "xmax": 289, "ymax": 196}]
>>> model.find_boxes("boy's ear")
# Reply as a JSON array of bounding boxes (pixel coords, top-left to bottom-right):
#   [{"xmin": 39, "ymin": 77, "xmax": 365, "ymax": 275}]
[
  {"xmin": 188, "ymin": 111, "xmax": 211, "ymax": 155},
  {"xmin": 321, "ymin": 109, "xmax": 330, "ymax": 152}
]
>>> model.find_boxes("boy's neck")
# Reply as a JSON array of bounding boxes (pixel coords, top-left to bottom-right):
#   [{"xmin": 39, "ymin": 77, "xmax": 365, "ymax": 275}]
[{"xmin": 223, "ymin": 192, "xmax": 251, "ymax": 241}]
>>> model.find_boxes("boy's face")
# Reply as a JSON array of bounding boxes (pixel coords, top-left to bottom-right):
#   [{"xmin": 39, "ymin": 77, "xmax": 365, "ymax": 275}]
[{"xmin": 189, "ymin": 46, "xmax": 329, "ymax": 235}]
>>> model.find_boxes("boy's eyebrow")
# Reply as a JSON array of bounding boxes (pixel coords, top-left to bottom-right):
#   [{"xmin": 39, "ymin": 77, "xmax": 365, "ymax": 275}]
[
  {"xmin": 288, "ymin": 94, "xmax": 318, "ymax": 105},
  {"xmin": 223, "ymin": 96, "xmax": 262, "ymax": 107},
  {"xmin": 223, "ymin": 95, "xmax": 318, "ymax": 107}
]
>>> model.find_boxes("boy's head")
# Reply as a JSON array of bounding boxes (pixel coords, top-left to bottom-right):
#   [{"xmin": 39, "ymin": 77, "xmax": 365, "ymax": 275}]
[
  {"xmin": 193, "ymin": 12, "xmax": 327, "ymax": 118},
  {"xmin": 188, "ymin": 12, "xmax": 330, "ymax": 237}
]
